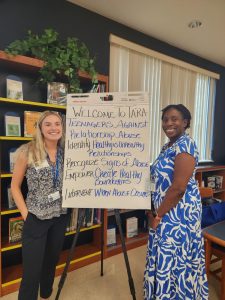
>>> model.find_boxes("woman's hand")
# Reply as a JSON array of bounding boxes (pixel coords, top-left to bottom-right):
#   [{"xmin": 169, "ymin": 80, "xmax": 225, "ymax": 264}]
[
  {"xmin": 151, "ymin": 215, "xmax": 162, "ymax": 230},
  {"xmin": 147, "ymin": 211, "xmax": 162, "ymax": 230},
  {"xmin": 11, "ymin": 150, "xmax": 29, "ymax": 221},
  {"xmin": 21, "ymin": 209, "xmax": 29, "ymax": 221}
]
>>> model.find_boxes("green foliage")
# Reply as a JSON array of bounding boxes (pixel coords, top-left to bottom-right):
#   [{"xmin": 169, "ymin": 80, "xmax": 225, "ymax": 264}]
[{"xmin": 5, "ymin": 29, "xmax": 97, "ymax": 92}]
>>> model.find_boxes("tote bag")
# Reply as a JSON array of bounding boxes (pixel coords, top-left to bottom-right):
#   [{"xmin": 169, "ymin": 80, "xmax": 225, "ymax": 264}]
[{"xmin": 202, "ymin": 201, "xmax": 225, "ymax": 228}]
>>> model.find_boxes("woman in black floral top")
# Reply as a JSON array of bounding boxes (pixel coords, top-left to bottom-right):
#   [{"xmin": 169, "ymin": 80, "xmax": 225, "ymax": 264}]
[{"xmin": 11, "ymin": 111, "xmax": 69, "ymax": 300}]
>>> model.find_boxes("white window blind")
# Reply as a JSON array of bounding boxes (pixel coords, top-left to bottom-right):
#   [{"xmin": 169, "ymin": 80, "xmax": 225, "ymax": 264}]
[{"xmin": 109, "ymin": 35, "xmax": 218, "ymax": 162}]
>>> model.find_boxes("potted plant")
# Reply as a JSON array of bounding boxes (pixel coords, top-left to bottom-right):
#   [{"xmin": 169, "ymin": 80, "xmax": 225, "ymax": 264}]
[{"xmin": 5, "ymin": 28, "xmax": 97, "ymax": 92}]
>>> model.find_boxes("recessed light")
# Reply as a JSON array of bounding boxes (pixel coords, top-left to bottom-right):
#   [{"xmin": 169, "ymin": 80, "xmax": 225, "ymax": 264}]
[{"xmin": 188, "ymin": 20, "xmax": 202, "ymax": 29}]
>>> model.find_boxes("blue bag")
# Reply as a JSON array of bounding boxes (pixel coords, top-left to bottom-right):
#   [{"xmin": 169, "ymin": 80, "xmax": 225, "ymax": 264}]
[{"xmin": 202, "ymin": 201, "xmax": 225, "ymax": 228}]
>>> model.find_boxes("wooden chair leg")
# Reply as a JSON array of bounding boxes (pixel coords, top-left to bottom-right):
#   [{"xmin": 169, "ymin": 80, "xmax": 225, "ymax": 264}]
[
  {"xmin": 221, "ymin": 257, "xmax": 225, "ymax": 300},
  {"xmin": 204, "ymin": 239, "xmax": 212, "ymax": 278}
]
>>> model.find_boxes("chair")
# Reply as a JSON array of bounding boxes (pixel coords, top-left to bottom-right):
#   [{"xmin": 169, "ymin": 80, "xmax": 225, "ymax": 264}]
[
  {"xmin": 199, "ymin": 187, "xmax": 225, "ymax": 299},
  {"xmin": 199, "ymin": 186, "xmax": 213, "ymax": 199},
  {"xmin": 200, "ymin": 187, "xmax": 215, "ymax": 228},
  {"xmin": 203, "ymin": 220, "xmax": 225, "ymax": 300}
]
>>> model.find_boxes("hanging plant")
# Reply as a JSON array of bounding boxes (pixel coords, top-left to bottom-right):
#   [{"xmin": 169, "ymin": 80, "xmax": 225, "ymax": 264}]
[{"xmin": 5, "ymin": 28, "xmax": 97, "ymax": 92}]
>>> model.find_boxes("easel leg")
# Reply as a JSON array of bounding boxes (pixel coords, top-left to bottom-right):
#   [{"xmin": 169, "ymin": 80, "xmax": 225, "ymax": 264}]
[
  {"xmin": 55, "ymin": 208, "xmax": 86, "ymax": 300},
  {"xmin": 114, "ymin": 209, "xmax": 136, "ymax": 300}
]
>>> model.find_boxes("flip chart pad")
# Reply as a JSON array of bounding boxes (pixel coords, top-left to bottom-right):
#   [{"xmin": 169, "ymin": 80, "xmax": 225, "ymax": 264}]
[{"xmin": 62, "ymin": 92, "xmax": 151, "ymax": 209}]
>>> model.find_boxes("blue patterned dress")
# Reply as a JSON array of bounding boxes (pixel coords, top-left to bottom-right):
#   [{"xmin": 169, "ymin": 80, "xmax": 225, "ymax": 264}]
[{"xmin": 144, "ymin": 133, "xmax": 208, "ymax": 300}]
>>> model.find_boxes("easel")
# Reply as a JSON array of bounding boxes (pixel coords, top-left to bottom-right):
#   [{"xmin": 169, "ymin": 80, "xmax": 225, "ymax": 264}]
[{"xmin": 55, "ymin": 208, "xmax": 136, "ymax": 300}]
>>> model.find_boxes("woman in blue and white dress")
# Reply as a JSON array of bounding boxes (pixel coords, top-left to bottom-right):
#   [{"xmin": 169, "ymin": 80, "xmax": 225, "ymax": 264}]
[{"xmin": 144, "ymin": 104, "xmax": 208, "ymax": 299}]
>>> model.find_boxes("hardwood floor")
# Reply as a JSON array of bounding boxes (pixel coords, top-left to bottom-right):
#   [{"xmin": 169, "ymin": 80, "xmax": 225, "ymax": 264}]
[{"xmin": 1, "ymin": 245, "xmax": 220, "ymax": 299}]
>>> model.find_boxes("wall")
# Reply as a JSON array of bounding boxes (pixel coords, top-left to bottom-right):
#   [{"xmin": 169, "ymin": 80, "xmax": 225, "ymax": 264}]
[{"xmin": 0, "ymin": 0, "xmax": 225, "ymax": 163}]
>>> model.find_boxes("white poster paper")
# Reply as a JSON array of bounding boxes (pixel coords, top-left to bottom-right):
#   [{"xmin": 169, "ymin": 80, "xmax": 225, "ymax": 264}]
[{"xmin": 62, "ymin": 92, "xmax": 151, "ymax": 209}]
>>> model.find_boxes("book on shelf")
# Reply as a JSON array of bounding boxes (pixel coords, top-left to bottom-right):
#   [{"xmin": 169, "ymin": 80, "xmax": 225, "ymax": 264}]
[
  {"xmin": 66, "ymin": 211, "xmax": 72, "ymax": 232},
  {"xmin": 66, "ymin": 208, "xmax": 97, "ymax": 231},
  {"xmin": 9, "ymin": 147, "xmax": 18, "ymax": 173},
  {"xmin": 89, "ymin": 83, "xmax": 105, "ymax": 93},
  {"xmin": 7, "ymin": 186, "xmax": 16, "ymax": 209},
  {"xmin": 107, "ymin": 225, "xmax": 116, "ymax": 246},
  {"xmin": 214, "ymin": 175, "xmax": 223, "ymax": 189},
  {"xmin": 84, "ymin": 208, "xmax": 94, "ymax": 227},
  {"xmin": 4, "ymin": 112, "xmax": 21, "ymax": 136},
  {"xmin": 47, "ymin": 82, "xmax": 68, "ymax": 106},
  {"xmin": 126, "ymin": 217, "xmax": 138, "ymax": 239},
  {"xmin": 24, "ymin": 111, "xmax": 42, "ymax": 137},
  {"xmin": 207, "ymin": 176, "xmax": 216, "ymax": 190},
  {"xmin": 6, "ymin": 75, "xmax": 23, "ymax": 100},
  {"xmin": 9, "ymin": 216, "xmax": 24, "ymax": 243},
  {"xmin": 67, "ymin": 208, "xmax": 78, "ymax": 232},
  {"xmin": 93, "ymin": 208, "xmax": 101, "ymax": 224},
  {"xmin": 206, "ymin": 175, "xmax": 223, "ymax": 190}
]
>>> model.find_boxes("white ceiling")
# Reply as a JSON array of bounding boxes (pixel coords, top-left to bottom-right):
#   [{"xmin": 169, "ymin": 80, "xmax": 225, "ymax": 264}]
[{"xmin": 68, "ymin": 0, "xmax": 225, "ymax": 67}]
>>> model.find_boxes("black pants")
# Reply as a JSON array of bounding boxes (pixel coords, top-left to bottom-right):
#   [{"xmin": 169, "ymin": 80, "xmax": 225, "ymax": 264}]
[{"xmin": 18, "ymin": 212, "xmax": 69, "ymax": 300}]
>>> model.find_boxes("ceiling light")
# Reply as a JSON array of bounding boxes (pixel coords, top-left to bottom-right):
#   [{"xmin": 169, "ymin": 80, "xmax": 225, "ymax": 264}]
[{"xmin": 188, "ymin": 20, "xmax": 202, "ymax": 29}]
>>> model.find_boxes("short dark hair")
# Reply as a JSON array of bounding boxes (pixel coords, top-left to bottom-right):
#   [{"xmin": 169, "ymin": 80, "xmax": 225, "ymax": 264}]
[{"xmin": 161, "ymin": 104, "xmax": 191, "ymax": 129}]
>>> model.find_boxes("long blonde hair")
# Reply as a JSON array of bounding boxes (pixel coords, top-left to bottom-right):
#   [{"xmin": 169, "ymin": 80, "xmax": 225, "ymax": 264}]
[{"xmin": 18, "ymin": 111, "xmax": 65, "ymax": 166}]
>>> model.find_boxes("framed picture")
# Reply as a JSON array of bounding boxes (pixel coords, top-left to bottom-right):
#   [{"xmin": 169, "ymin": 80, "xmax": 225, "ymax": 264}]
[{"xmin": 47, "ymin": 82, "xmax": 68, "ymax": 106}]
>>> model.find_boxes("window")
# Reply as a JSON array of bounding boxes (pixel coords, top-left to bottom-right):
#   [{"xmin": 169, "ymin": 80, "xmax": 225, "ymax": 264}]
[{"xmin": 110, "ymin": 35, "xmax": 218, "ymax": 162}]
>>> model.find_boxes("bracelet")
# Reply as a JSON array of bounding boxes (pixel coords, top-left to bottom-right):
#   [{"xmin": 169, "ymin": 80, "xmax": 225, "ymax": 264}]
[{"xmin": 151, "ymin": 209, "xmax": 157, "ymax": 217}]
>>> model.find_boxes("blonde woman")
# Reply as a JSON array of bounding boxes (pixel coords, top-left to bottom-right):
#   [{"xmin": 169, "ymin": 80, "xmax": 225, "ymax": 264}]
[{"xmin": 11, "ymin": 111, "xmax": 69, "ymax": 300}]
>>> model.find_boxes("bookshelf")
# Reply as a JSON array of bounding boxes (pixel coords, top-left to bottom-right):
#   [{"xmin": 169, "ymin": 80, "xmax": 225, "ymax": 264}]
[
  {"xmin": 0, "ymin": 51, "xmax": 108, "ymax": 296},
  {"xmin": 195, "ymin": 165, "xmax": 225, "ymax": 200},
  {"xmin": 105, "ymin": 209, "xmax": 148, "ymax": 258}
]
